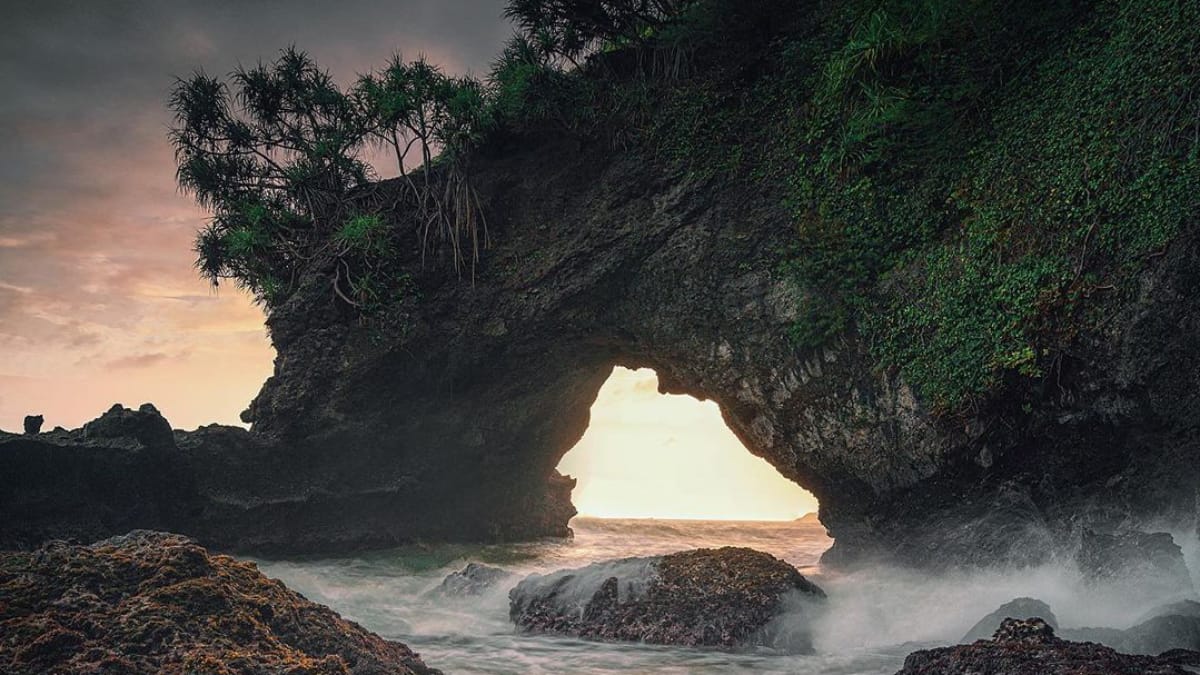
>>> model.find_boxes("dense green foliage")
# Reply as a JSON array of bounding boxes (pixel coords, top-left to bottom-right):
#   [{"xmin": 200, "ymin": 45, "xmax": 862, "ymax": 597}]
[
  {"xmin": 629, "ymin": 0, "xmax": 1199, "ymax": 410},
  {"xmin": 170, "ymin": 48, "xmax": 492, "ymax": 311},
  {"xmin": 173, "ymin": 0, "xmax": 1199, "ymax": 411}
]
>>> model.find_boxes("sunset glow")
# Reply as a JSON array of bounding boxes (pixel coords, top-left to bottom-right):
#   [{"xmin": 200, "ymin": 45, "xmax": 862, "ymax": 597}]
[{"xmin": 557, "ymin": 367, "xmax": 818, "ymax": 521}]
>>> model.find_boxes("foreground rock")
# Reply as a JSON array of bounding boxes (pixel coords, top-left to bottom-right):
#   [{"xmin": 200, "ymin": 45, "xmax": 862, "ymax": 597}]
[
  {"xmin": 509, "ymin": 547, "xmax": 825, "ymax": 650},
  {"xmin": 0, "ymin": 531, "xmax": 439, "ymax": 675},
  {"xmin": 900, "ymin": 618, "xmax": 1200, "ymax": 674}
]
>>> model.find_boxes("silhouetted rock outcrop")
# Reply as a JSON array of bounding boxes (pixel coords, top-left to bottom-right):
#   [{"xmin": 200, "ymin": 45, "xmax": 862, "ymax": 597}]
[
  {"xmin": 961, "ymin": 597, "xmax": 1058, "ymax": 643},
  {"xmin": 0, "ymin": 531, "xmax": 439, "ymax": 675},
  {"xmin": 0, "ymin": 405, "xmax": 201, "ymax": 550},
  {"xmin": 509, "ymin": 547, "xmax": 825, "ymax": 650},
  {"xmin": 21, "ymin": 415, "xmax": 41, "ymax": 435},
  {"xmin": 898, "ymin": 617, "xmax": 1200, "ymax": 674}
]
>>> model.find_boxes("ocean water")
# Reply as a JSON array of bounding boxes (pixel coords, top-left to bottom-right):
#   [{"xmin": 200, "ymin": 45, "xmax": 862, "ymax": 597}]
[{"xmin": 255, "ymin": 517, "xmax": 1198, "ymax": 674}]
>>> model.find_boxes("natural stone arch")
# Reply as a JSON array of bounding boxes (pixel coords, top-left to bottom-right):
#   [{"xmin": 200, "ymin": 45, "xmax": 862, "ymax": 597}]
[{"xmin": 122, "ymin": 133, "xmax": 1200, "ymax": 565}]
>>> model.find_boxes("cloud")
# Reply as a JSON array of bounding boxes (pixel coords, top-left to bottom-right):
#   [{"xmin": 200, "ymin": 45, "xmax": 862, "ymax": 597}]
[{"xmin": 104, "ymin": 353, "xmax": 175, "ymax": 370}]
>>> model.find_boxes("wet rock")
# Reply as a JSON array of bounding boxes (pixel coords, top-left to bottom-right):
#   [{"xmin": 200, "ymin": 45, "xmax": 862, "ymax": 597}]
[
  {"xmin": 961, "ymin": 597, "xmax": 1058, "ymax": 643},
  {"xmin": 0, "ymin": 531, "xmax": 439, "ymax": 675},
  {"xmin": 437, "ymin": 562, "xmax": 513, "ymax": 597},
  {"xmin": 21, "ymin": 415, "xmax": 42, "ymax": 435},
  {"xmin": 1077, "ymin": 529, "xmax": 1194, "ymax": 597},
  {"xmin": 509, "ymin": 547, "xmax": 825, "ymax": 650},
  {"xmin": 898, "ymin": 617, "xmax": 1200, "ymax": 674}
]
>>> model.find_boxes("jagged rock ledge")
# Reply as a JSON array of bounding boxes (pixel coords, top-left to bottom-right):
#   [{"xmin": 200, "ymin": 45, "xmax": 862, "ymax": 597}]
[
  {"xmin": 0, "ymin": 403, "xmax": 573, "ymax": 554},
  {"xmin": 0, "ymin": 531, "xmax": 439, "ymax": 675},
  {"xmin": 897, "ymin": 618, "xmax": 1200, "ymax": 675}
]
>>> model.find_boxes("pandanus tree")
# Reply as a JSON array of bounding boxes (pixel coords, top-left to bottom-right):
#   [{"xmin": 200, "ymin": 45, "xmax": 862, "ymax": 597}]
[
  {"xmin": 170, "ymin": 47, "xmax": 374, "ymax": 306},
  {"xmin": 171, "ymin": 47, "xmax": 495, "ymax": 310},
  {"xmin": 356, "ymin": 57, "xmax": 492, "ymax": 275},
  {"xmin": 502, "ymin": 0, "xmax": 700, "ymax": 66}
]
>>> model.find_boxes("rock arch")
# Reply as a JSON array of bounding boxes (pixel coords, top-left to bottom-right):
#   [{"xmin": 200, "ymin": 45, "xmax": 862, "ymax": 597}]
[{"xmin": 226, "ymin": 135, "xmax": 1199, "ymax": 565}]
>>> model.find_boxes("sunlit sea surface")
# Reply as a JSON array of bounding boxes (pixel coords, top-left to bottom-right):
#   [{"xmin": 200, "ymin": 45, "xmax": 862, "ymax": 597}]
[{"xmin": 255, "ymin": 516, "xmax": 1200, "ymax": 675}]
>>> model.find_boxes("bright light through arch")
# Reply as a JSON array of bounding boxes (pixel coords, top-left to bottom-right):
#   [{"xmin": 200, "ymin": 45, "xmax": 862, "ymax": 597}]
[{"xmin": 556, "ymin": 367, "xmax": 819, "ymax": 521}]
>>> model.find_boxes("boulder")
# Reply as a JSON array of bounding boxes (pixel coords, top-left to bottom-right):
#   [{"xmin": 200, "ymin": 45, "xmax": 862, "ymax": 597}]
[
  {"xmin": 961, "ymin": 597, "xmax": 1058, "ymax": 643},
  {"xmin": 0, "ymin": 531, "xmax": 439, "ymax": 675},
  {"xmin": 509, "ymin": 547, "xmax": 825, "ymax": 651},
  {"xmin": 21, "ymin": 415, "xmax": 42, "ymax": 435},
  {"xmin": 436, "ymin": 562, "xmax": 513, "ymax": 597},
  {"xmin": 898, "ymin": 617, "xmax": 1200, "ymax": 674}
]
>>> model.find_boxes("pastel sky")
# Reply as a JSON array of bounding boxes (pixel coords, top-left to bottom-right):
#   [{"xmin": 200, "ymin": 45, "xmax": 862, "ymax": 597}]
[
  {"xmin": 0, "ymin": 2, "xmax": 815, "ymax": 519},
  {"xmin": 0, "ymin": 0, "xmax": 511, "ymax": 431}
]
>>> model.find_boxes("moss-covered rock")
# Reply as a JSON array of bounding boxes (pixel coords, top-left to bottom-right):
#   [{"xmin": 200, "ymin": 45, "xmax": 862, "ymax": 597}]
[{"xmin": 0, "ymin": 531, "xmax": 439, "ymax": 675}]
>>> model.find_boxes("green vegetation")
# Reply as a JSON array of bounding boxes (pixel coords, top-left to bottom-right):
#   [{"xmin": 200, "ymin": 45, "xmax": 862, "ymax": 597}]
[{"xmin": 172, "ymin": 0, "xmax": 1200, "ymax": 411}]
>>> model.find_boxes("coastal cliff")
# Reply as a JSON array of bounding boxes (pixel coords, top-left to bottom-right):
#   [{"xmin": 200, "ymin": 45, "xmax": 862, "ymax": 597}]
[{"xmin": 2, "ymin": 0, "xmax": 1198, "ymax": 568}]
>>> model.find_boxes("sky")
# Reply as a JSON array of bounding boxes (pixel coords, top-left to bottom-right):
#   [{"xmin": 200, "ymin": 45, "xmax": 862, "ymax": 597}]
[
  {"xmin": 558, "ymin": 368, "xmax": 818, "ymax": 521},
  {"xmin": 0, "ymin": 1, "xmax": 815, "ymax": 519},
  {"xmin": 0, "ymin": 0, "xmax": 511, "ymax": 431}
]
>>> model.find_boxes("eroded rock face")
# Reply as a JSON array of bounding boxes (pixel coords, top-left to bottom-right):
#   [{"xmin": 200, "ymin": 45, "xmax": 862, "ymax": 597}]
[
  {"xmin": 234, "ymin": 132, "xmax": 1200, "ymax": 565},
  {"xmin": 899, "ymin": 617, "xmax": 1200, "ymax": 675},
  {"xmin": 509, "ymin": 547, "xmax": 825, "ymax": 650},
  {"xmin": 4, "ymin": 131, "xmax": 1200, "ymax": 564},
  {"xmin": 0, "ymin": 531, "xmax": 439, "ymax": 675}
]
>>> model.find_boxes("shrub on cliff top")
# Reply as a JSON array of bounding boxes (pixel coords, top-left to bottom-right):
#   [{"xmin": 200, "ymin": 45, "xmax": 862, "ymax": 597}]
[{"xmin": 171, "ymin": 47, "xmax": 492, "ymax": 310}]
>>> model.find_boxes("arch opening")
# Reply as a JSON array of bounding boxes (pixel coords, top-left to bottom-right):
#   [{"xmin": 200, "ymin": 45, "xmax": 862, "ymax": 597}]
[{"xmin": 556, "ymin": 367, "xmax": 819, "ymax": 521}]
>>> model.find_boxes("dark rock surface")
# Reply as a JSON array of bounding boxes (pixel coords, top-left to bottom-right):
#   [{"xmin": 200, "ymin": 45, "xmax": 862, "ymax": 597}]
[
  {"xmin": 0, "ymin": 406, "xmax": 202, "ymax": 550},
  {"xmin": 898, "ymin": 617, "xmax": 1200, "ymax": 674},
  {"xmin": 234, "ymin": 130, "xmax": 1200, "ymax": 565},
  {"xmin": 0, "ymin": 531, "xmax": 439, "ymax": 675},
  {"xmin": 509, "ymin": 547, "xmax": 825, "ymax": 650},
  {"xmin": 961, "ymin": 597, "xmax": 1058, "ymax": 643},
  {"xmin": 1077, "ymin": 529, "xmax": 1194, "ymax": 596},
  {"xmin": 21, "ymin": 415, "xmax": 41, "ymax": 435},
  {"xmin": 436, "ymin": 563, "xmax": 513, "ymax": 597},
  {"xmin": 1062, "ymin": 611, "xmax": 1200, "ymax": 656}
]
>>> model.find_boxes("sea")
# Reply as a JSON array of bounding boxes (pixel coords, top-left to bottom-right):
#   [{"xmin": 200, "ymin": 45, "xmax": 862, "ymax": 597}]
[{"xmin": 255, "ymin": 516, "xmax": 1200, "ymax": 674}]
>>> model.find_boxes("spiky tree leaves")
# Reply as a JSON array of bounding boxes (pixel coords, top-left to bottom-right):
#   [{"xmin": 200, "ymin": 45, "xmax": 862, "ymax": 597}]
[
  {"xmin": 170, "ymin": 48, "xmax": 375, "ymax": 305},
  {"xmin": 356, "ymin": 57, "xmax": 492, "ymax": 276},
  {"xmin": 503, "ymin": 0, "xmax": 699, "ymax": 65}
]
